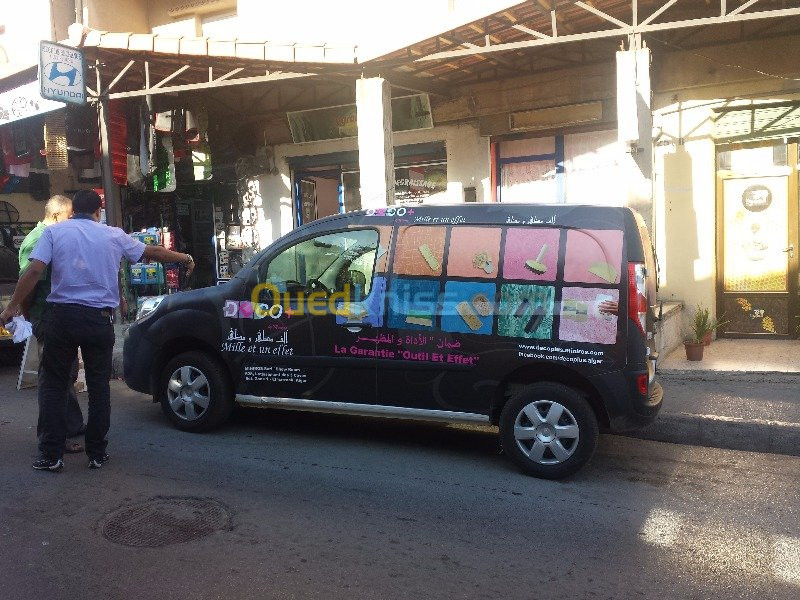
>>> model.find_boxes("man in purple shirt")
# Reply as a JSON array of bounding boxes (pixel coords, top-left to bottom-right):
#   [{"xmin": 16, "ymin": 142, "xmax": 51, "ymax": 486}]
[{"xmin": 1, "ymin": 190, "xmax": 194, "ymax": 472}]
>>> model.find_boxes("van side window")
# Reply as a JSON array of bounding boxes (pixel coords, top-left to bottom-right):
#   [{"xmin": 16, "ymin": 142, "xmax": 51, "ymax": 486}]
[{"xmin": 261, "ymin": 229, "xmax": 379, "ymax": 299}]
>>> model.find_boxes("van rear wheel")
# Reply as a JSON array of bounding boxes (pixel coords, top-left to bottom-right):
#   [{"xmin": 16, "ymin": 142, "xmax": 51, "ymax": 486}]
[
  {"xmin": 499, "ymin": 383, "xmax": 598, "ymax": 479},
  {"xmin": 158, "ymin": 351, "xmax": 233, "ymax": 432}
]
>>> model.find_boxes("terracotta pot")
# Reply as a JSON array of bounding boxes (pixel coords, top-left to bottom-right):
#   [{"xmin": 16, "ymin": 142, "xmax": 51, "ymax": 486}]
[
  {"xmin": 702, "ymin": 331, "xmax": 712, "ymax": 346},
  {"xmin": 684, "ymin": 342, "xmax": 704, "ymax": 361}
]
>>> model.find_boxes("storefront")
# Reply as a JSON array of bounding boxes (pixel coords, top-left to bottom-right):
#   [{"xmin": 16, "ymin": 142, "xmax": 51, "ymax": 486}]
[
  {"xmin": 289, "ymin": 141, "xmax": 449, "ymax": 226},
  {"xmin": 283, "ymin": 94, "xmax": 458, "ymax": 224},
  {"xmin": 712, "ymin": 103, "xmax": 800, "ymax": 338}
]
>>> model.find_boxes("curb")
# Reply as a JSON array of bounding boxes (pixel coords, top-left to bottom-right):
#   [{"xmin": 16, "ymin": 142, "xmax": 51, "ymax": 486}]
[
  {"xmin": 623, "ymin": 411, "xmax": 800, "ymax": 458},
  {"xmin": 658, "ymin": 369, "xmax": 800, "ymax": 384}
]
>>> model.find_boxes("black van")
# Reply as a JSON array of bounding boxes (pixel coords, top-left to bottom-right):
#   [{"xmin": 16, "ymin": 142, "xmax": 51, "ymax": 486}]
[{"xmin": 124, "ymin": 204, "xmax": 662, "ymax": 478}]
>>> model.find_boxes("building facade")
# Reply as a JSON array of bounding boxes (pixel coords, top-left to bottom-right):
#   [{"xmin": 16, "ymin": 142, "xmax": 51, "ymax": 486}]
[{"xmin": 1, "ymin": 1, "xmax": 799, "ymax": 343}]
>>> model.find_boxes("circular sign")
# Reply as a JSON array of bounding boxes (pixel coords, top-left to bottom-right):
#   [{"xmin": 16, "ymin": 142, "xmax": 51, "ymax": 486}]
[{"xmin": 741, "ymin": 184, "xmax": 772, "ymax": 212}]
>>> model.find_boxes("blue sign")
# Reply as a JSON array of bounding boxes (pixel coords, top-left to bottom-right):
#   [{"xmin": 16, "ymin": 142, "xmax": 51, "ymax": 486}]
[{"xmin": 39, "ymin": 41, "xmax": 86, "ymax": 105}]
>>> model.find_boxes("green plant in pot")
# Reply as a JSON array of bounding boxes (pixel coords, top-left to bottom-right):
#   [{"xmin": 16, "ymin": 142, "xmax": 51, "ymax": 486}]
[{"xmin": 684, "ymin": 305, "xmax": 718, "ymax": 361}]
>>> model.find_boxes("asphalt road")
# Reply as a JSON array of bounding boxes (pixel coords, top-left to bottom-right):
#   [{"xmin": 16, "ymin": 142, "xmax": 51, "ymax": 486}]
[{"xmin": 1, "ymin": 367, "xmax": 799, "ymax": 600}]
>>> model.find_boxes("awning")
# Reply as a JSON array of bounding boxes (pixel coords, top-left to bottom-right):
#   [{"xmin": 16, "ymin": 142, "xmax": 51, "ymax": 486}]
[
  {"xmin": 75, "ymin": 29, "xmax": 360, "ymax": 100},
  {"xmin": 714, "ymin": 102, "xmax": 800, "ymax": 143}
]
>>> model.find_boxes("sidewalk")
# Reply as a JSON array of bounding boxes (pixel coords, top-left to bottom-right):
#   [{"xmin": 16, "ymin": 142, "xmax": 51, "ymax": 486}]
[
  {"xmin": 659, "ymin": 338, "xmax": 800, "ymax": 381},
  {"xmin": 631, "ymin": 338, "xmax": 800, "ymax": 456}
]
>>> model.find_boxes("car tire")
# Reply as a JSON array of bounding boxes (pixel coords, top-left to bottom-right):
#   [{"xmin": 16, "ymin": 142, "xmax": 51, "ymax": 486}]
[
  {"xmin": 158, "ymin": 351, "xmax": 234, "ymax": 432},
  {"xmin": 499, "ymin": 382, "xmax": 599, "ymax": 479}
]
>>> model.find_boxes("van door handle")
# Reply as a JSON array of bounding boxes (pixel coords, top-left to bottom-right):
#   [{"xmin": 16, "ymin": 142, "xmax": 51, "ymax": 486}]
[{"xmin": 781, "ymin": 244, "xmax": 794, "ymax": 258}]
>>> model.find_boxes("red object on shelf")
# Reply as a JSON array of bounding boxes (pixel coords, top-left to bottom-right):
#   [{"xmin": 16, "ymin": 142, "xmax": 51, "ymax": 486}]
[{"xmin": 165, "ymin": 267, "xmax": 180, "ymax": 290}]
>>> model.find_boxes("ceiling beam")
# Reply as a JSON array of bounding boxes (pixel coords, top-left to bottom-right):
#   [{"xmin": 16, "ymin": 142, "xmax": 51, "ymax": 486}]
[
  {"xmin": 108, "ymin": 72, "xmax": 314, "ymax": 99},
  {"xmin": 416, "ymin": 7, "xmax": 800, "ymax": 61}
]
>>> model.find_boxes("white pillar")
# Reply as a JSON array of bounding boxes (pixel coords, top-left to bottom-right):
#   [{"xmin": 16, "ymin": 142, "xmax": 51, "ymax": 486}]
[
  {"xmin": 356, "ymin": 77, "xmax": 395, "ymax": 209},
  {"xmin": 616, "ymin": 45, "xmax": 654, "ymax": 225}
]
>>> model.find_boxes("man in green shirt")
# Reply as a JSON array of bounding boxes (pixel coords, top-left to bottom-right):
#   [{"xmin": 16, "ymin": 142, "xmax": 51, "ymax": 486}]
[{"xmin": 19, "ymin": 195, "xmax": 85, "ymax": 453}]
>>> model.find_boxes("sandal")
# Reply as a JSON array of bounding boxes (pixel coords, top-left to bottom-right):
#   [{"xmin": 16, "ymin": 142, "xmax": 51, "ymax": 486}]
[{"xmin": 64, "ymin": 441, "xmax": 84, "ymax": 454}]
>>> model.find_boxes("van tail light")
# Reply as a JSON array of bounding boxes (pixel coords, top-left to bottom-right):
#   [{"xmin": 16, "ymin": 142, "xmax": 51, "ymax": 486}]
[
  {"xmin": 636, "ymin": 373, "xmax": 649, "ymax": 396},
  {"xmin": 628, "ymin": 262, "xmax": 648, "ymax": 339}
]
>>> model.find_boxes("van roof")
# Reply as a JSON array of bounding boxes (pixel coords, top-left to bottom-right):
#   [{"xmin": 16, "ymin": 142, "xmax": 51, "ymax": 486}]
[{"xmin": 305, "ymin": 203, "xmax": 637, "ymax": 231}]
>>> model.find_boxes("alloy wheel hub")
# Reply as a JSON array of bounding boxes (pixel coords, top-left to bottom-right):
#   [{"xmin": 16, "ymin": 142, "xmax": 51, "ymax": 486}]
[{"xmin": 535, "ymin": 424, "xmax": 556, "ymax": 443}]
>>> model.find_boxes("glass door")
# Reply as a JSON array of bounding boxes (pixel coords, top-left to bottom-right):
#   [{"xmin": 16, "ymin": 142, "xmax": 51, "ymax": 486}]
[{"xmin": 717, "ymin": 142, "xmax": 799, "ymax": 337}]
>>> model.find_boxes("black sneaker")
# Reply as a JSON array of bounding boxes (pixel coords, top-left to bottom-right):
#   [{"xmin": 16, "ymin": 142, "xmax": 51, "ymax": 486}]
[
  {"xmin": 32, "ymin": 457, "xmax": 64, "ymax": 472},
  {"xmin": 88, "ymin": 454, "xmax": 110, "ymax": 469}
]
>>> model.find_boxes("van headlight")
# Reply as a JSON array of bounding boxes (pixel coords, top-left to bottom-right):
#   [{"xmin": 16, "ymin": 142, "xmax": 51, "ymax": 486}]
[{"xmin": 137, "ymin": 296, "xmax": 165, "ymax": 321}]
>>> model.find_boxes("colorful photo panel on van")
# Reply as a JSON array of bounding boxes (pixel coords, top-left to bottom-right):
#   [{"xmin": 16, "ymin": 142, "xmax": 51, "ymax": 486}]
[
  {"xmin": 387, "ymin": 278, "xmax": 440, "ymax": 330},
  {"xmin": 446, "ymin": 226, "xmax": 501, "ymax": 279},
  {"xmin": 392, "ymin": 226, "xmax": 447, "ymax": 277},
  {"xmin": 502, "ymin": 227, "xmax": 561, "ymax": 282},
  {"xmin": 498, "ymin": 284, "xmax": 555, "ymax": 339},
  {"xmin": 563, "ymin": 229, "xmax": 623, "ymax": 284},
  {"xmin": 441, "ymin": 281, "xmax": 496, "ymax": 336},
  {"xmin": 558, "ymin": 287, "xmax": 619, "ymax": 344}
]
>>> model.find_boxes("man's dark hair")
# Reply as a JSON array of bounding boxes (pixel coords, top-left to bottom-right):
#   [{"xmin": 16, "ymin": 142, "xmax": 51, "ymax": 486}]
[{"xmin": 72, "ymin": 189, "xmax": 102, "ymax": 215}]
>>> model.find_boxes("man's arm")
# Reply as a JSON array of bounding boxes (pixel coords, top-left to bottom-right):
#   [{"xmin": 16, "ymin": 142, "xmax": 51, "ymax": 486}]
[
  {"xmin": 141, "ymin": 245, "xmax": 195, "ymax": 277},
  {"xmin": 0, "ymin": 260, "xmax": 46, "ymax": 326}
]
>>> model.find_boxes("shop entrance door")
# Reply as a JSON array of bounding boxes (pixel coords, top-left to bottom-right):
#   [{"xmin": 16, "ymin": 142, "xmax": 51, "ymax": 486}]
[{"xmin": 717, "ymin": 158, "xmax": 799, "ymax": 337}]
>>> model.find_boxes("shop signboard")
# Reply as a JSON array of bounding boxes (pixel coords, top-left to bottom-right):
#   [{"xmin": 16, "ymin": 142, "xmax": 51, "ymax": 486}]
[
  {"xmin": 39, "ymin": 41, "xmax": 87, "ymax": 105},
  {"xmin": 394, "ymin": 163, "xmax": 447, "ymax": 204},
  {"xmin": 0, "ymin": 80, "xmax": 63, "ymax": 124},
  {"xmin": 288, "ymin": 94, "xmax": 433, "ymax": 143}
]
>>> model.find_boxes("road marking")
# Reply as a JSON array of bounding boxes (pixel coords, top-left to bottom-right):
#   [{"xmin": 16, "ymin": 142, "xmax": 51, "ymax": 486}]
[{"xmin": 774, "ymin": 536, "xmax": 800, "ymax": 585}]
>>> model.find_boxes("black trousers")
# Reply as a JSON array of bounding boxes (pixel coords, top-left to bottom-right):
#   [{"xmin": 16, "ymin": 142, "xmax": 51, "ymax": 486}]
[
  {"xmin": 33, "ymin": 320, "xmax": 84, "ymax": 439},
  {"xmin": 38, "ymin": 304, "xmax": 115, "ymax": 460}
]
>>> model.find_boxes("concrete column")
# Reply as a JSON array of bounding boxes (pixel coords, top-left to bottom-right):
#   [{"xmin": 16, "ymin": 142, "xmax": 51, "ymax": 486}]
[
  {"xmin": 356, "ymin": 77, "xmax": 395, "ymax": 209},
  {"xmin": 616, "ymin": 46, "xmax": 654, "ymax": 226}
]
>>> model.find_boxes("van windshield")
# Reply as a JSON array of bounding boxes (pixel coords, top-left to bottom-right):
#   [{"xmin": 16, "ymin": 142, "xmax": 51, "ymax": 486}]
[{"xmin": 262, "ymin": 229, "xmax": 379, "ymax": 297}]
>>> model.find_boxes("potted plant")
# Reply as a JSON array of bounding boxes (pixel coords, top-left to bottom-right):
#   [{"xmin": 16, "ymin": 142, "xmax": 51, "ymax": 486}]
[{"xmin": 684, "ymin": 305, "xmax": 716, "ymax": 360}]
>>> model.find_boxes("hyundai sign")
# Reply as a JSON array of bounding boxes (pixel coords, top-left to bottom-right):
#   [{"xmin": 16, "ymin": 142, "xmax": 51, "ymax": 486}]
[{"xmin": 39, "ymin": 41, "xmax": 86, "ymax": 105}]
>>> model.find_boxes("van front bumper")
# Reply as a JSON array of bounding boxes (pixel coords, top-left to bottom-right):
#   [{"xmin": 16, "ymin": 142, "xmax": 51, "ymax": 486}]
[{"xmin": 123, "ymin": 324, "xmax": 157, "ymax": 395}]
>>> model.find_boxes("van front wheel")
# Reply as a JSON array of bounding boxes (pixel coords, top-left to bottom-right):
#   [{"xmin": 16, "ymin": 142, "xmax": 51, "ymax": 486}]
[
  {"xmin": 499, "ymin": 383, "xmax": 598, "ymax": 479},
  {"xmin": 158, "ymin": 351, "xmax": 233, "ymax": 432}
]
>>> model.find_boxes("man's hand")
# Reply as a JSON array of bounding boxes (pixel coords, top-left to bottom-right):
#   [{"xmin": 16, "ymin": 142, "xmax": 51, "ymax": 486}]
[
  {"xmin": 142, "ymin": 245, "xmax": 196, "ymax": 278},
  {"xmin": 1, "ymin": 260, "xmax": 45, "ymax": 327},
  {"xmin": 0, "ymin": 304, "xmax": 19, "ymax": 327}
]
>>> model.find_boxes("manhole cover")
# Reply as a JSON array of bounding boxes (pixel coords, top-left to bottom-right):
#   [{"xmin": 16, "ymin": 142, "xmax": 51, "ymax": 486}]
[{"xmin": 101, "ymin": 496, "xmax": 230, "ymax": 547}]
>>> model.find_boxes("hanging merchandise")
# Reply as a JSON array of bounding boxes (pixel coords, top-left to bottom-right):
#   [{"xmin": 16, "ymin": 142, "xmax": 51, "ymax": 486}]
[
  {"xmin": 65, "ymin": 104, "xmax": 97, "ymax": 170},
  {"xmin": 109, "ymin": 100, "xmax": 128, "ymax": 186},
  {"xmin": 151, "ymin": 135, "xmax": 176, "ymax": 192},
  {"xmin": 185, "ymin": 110, "xmax": 199, "ymax": 144},
  {"xmin": 171, "ymin": 109, "xmax": 194, "ymax": 184},
  {"xmin": 154, "ymin": 110, "xmax": 173, "ymax": 133},
  {"xmin": 44, "ymin": 111, "xmax": 68, "ymax": 170},
  {"xmin": 207, "ymin": 111, "xmax": 236, "ymax": 181},
  {"xmin": 0, "ymin": 124, "xmax": 33, "ymax": 177},
  {"xmin": 139, "ymin": 100, "xmax": 154, "ymax": 177},
  {"xmin": 190, "ymin": 105, "xmax": 212, "ymax": 181}
]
